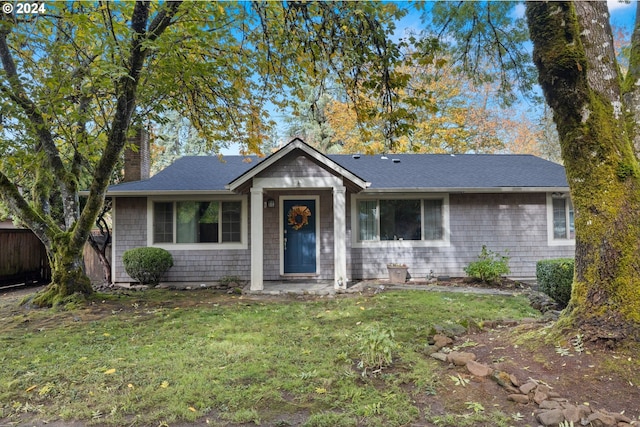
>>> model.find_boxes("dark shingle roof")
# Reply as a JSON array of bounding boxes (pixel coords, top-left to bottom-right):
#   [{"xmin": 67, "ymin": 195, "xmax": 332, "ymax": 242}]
[
  {"xmin": 107, "ymin": 153, "xmax": 568, "ymax": 194},
  {"xmin": 331, "ymin": 154, "xmax": 568, "ymax": 189}
]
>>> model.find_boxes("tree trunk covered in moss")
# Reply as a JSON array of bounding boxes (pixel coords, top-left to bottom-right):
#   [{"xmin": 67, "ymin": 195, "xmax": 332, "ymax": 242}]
[
  {"xmin": 0, "ymin": 2, "xmax": 181, "ymax": 307},
  {"xmin": 526, "ymin": 1, "xmax": 640, "ymax": 342}
]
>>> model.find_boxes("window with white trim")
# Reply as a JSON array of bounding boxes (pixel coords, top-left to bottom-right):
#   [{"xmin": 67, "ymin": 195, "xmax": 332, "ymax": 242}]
[
  {"xmin": 552, "ymin": 196, "xmax": 574, "ymax": 240},
  {"xmin": 357, "ymin": 198, "xmax": 444, "ymax": 242},
  {"xmin": 152, "ymin": 201, "xmax": 242, "ymax": 244}
]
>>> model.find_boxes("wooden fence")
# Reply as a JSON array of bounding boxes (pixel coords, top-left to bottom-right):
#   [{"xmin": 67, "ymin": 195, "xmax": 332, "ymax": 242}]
[{"xmin": 0, "ymin": 229, "xmax": 51, "ymax": 286}]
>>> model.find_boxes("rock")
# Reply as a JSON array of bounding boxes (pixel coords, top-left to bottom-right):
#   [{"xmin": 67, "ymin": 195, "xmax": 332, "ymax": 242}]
[
  {"xmin": 466, "ymin": 360, "xmax": 493, "ymax": 377},
  {"xmin": 600, "ymin": 409, "xmax": 632, "ymax": 424},
  {"xmin": 519, "ymin": 381, "xmax": 537, "ymax": 395},
  {"xmin": 432, "ymin": 334, "xmax": 453, "ymax": 350},
  {"xmin": 539, "ymin": 400, "xmax": 561, "ymax": 410},
  {"xmin": 447, "ymin": 351, "xmax": 476, "ymax": 366},
  {"xmin": 430, "ymin": 352, "xmax": 448, "ymax": 362},
  {"xmin": 586, "ymin": 411, "xmax": 617, "ymax": 427},
  {"xmin": 507, "ymin": 393, "xmax": 530, "ymax": 404},
  {"xmin": 509, "ymin": 373, "xmax": 520, "ymax": 387},
  {"xmin": 533, "ymin": 389, "xmax": 549, "ymax": 405},
  {"xmin": 562, "ymin": 404, "xmax": 581, "ymax": 423},
  {"xmin": 490, "ymin": 370, "xmax": 520, "ymax": 394},
  {"xmin": 536, "ymin": 408, "xmax": 565, "ymax": 426},
  {"xmin": 577, "ymin": 404, "xmax": 593, "ymax": 418}
]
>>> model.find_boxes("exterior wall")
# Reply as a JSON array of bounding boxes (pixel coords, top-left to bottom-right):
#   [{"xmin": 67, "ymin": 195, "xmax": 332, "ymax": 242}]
[
  {"xmin": 114, "ymin": 190, "xmax": 573, "ymax": 283},
  {"xmin": 113, "ymin": 197, "xmax": 147, "ymax": 283},
  {"xmin": 113, "ymin": 197, "xmax": 251, "ymax": 284},
  {"xmin": 348, "ymin": 193, "xmax": 574, "ymax": 280}
]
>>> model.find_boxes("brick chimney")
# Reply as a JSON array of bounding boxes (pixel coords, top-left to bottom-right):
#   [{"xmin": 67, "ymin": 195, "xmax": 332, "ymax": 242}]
[{"xmin": 123, "ymin": 127, "xmax": 150, "ymax": 182}]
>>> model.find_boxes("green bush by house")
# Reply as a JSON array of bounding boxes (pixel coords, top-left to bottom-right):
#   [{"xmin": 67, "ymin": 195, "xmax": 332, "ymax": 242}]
[
  {"xmin": 536, "ymin": 258, "xmax": 574, "ymax": 308},
  {"xmin": 464, "ymin": 245, "xmax": 510, "ymax": 284},
  {"xmin": 122, "ymin": 247, "xmax": 173, "ymax": 287}
]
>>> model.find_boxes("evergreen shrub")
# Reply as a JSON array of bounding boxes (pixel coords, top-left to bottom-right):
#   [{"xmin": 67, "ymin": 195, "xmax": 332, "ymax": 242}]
[
  {"xmin": 536, "ymin": 258, "xmax": 574, "ymax": 308},
  {"xmin": 122, "ymin": 247, "xmax": 173, "ymax": 287}
]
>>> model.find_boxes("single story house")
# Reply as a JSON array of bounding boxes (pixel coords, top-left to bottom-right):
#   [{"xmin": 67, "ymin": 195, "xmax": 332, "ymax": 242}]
[{"xmin": 106, "ymin": 138, "xmax": 575, "ymax": 290}]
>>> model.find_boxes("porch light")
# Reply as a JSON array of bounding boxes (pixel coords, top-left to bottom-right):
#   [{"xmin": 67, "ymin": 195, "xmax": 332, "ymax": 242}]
[{"xmin": 266, "ymin": 198, "xmax": 276, "ymax": 208}]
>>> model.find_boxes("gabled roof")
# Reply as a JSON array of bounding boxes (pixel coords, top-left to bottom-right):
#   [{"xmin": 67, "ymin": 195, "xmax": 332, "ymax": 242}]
[
  {"xmin": 106, "ymin": 140, "xmax": 569, "ymax": 195},
  {"xmin": 226, "ymin": 138, "xmax": 370, "ymax": 192}
]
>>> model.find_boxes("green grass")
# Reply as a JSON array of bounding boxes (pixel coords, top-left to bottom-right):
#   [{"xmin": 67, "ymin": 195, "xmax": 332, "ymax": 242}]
[{"xmin": 0, "ymin": 290, "xmax": 538, "ymax": 426}]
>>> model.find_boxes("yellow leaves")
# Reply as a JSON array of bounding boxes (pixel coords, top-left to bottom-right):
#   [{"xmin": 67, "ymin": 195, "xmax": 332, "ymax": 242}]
[
  {"xmin": 315, "ymin": 387, "xmax": 327, "ymax": 394},
  {"xmin": 104, "ymin": 368, "xmax": 116, "ymax": 375},
  {"xmin": 160, "ymin": 380, "xmax": 169, "ymax": 389},
  {"xmin": 188, "ymin": 406, "xmax": 197, "ymax": 412},
  {"xmin": 25, "ymin": 385, "xmax": 37, "ymax": 392}
]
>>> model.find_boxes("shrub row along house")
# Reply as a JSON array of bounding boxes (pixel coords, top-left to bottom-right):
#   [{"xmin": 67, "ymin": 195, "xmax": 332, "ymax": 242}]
[{"xmin": 106, "ymin": 138, "xmax": 575, "ymax": 290}]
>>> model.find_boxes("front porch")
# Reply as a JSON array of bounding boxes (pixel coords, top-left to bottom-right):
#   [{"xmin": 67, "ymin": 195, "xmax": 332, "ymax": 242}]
[{"xmin": 226, "ymin": 139, "xmax": 370, "ymax": 291}]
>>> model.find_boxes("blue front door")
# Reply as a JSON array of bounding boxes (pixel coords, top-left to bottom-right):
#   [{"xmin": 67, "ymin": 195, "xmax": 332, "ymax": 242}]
[{"xmin": 283, "ymin": 199, "xmax": 316, "ymax": 274}]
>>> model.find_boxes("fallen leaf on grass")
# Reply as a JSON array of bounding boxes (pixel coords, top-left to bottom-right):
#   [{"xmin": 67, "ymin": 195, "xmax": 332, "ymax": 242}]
[
  {"xmin": 25, "ymin": 385, "xmax": 37, "ymax": 392},
  {"xmin": 104, "ymin": 368, "xmax": 116, "ymax": 375},
  {"xmin": 188, "ymin": 407, "xmax": 196, "ymax": 412},
  {"xmin": 160, "ymin": 381, "xmax": 169, "ymax": 388}
]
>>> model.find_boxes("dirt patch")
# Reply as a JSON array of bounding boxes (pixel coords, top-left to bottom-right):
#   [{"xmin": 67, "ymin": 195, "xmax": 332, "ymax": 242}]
[{"xmin": 425, "ymin": 321, "xmax": 640, "ymax": 425}]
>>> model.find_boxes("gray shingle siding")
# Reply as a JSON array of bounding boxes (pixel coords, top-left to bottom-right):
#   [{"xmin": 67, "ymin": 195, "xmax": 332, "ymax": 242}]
[
  {"xmin": 257, "ymin": 151, "xmax": 335, "ymax": 179},
  {"xmin": 349, "ymin": 193, "xmax": 573, "ymax": 279},
  {"xmin": 113, "ymin": 197, "xmax": 251, "ymax": 284},
  {"xmin": 113, "ymin": 197, "xmax": 147, "ymax": 283},
  {"xmin": 114, "ymin": 191, "xmax": 573, "ymax": 283}
]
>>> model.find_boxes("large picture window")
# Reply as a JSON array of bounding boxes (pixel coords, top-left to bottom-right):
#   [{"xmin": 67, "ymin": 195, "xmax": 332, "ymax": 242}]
[
  {"xmin": 152, "ymin": 200, "xmax": 242, "ymax": 244},
  {"xmin": 357, "ymin": 198, "xmax": 445, "ymax": 242}
]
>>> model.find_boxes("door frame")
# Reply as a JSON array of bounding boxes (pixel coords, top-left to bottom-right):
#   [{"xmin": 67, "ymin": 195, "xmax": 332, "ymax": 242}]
[{"xmin": 279, "ymin": 195, "xmax": 320, "ymax": 276}]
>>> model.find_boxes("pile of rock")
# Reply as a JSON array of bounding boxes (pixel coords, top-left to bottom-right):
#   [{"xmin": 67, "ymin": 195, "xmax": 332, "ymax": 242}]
[{"xmin": 429, "ymin": 334, "xmax": 638, "ymax": 427}]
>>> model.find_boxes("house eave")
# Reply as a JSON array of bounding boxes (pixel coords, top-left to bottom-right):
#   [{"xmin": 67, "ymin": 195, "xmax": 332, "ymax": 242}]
[
  {"xmin": 361, "ymin": 186, "xmax": 570, "ymax": 194},
  {"xmin": 99, "ymin": 190, "xmax": 235, "ymax": 197}
]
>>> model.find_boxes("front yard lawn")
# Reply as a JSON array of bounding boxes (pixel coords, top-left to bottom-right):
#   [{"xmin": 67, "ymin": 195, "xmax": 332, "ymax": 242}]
[{"xmin": 0, "ymin": 288, "xmax": 538, "ymax": 426}]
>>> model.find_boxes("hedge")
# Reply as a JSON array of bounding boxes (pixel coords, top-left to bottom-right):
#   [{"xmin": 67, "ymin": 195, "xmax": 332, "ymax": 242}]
[
  {"xmin": 122, "ymin": 247, "xmax": 173, "ymax": 287},
  {"xmin": 536, "ymin": 258, "xmax": 574, "ymax": 308}
]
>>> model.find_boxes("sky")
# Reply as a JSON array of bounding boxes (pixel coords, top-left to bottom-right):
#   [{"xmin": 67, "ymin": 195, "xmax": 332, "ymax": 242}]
[{"xmin": 221, "ymin": 1, "xmax": 638, "ymax": 156}]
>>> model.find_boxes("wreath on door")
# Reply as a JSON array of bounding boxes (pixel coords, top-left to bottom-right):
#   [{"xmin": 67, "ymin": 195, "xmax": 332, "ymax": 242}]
[{"xmin": 287, "ymin": 205, "xmax": 311, "ymax": 230}]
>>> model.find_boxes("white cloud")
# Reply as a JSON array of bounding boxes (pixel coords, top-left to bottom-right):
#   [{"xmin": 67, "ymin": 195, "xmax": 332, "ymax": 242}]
[
  {"xmin": 512, "ymin": 3, "xmax": 526, "ymax": 19},
  {"xmin": 607, "ymin": 0, "xmax": 635, "ymax": 12}
]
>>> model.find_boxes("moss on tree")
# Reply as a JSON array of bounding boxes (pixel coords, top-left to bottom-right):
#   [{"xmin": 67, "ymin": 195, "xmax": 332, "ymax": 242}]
[{"xmin": 527, "ymin": 1, "xmax": 640, "ymax": 343}]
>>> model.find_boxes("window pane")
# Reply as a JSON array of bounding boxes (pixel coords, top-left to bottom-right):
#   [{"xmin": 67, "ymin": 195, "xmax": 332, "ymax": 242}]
[
  {"xmin": 424, "ymin": 199, "xmax": 443, "ymax": 240},
  {"xmin": 221, "ymin": 201, "xmax": 241, "ymax": 242},
  {"xmin": 380, "ymin": 200, "xmax": 421, "ymax": 241},
  {"xmin": 568, "ymin": 201, "xmax": 575, "ymax": 239},
  {"xmin": 358, "ymin": 201, "xmax": 377, "ymax": 241},
  {"xmin": 177, "ymin": 201, "xmax": 219, "ymax": 243},
  {"xmin": 153, "ymin": 202, "xmax": 173, "ymax": 243},
  {"xmin": 552, "ymin": 198, "xmax": 567, "ymax": 239}
]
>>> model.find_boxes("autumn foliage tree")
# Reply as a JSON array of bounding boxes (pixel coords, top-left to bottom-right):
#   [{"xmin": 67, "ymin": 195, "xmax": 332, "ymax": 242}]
[
  {"xmin": 323, "ymin": 58, "xmax": 545, "ymax": 156},
  {"xmin": 420, "ymin": 0, "xmax": 640, "ymax": 342},
  {"xmin": 0, "ymin": 1, "xmax": 410, "ymax": 306}
]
